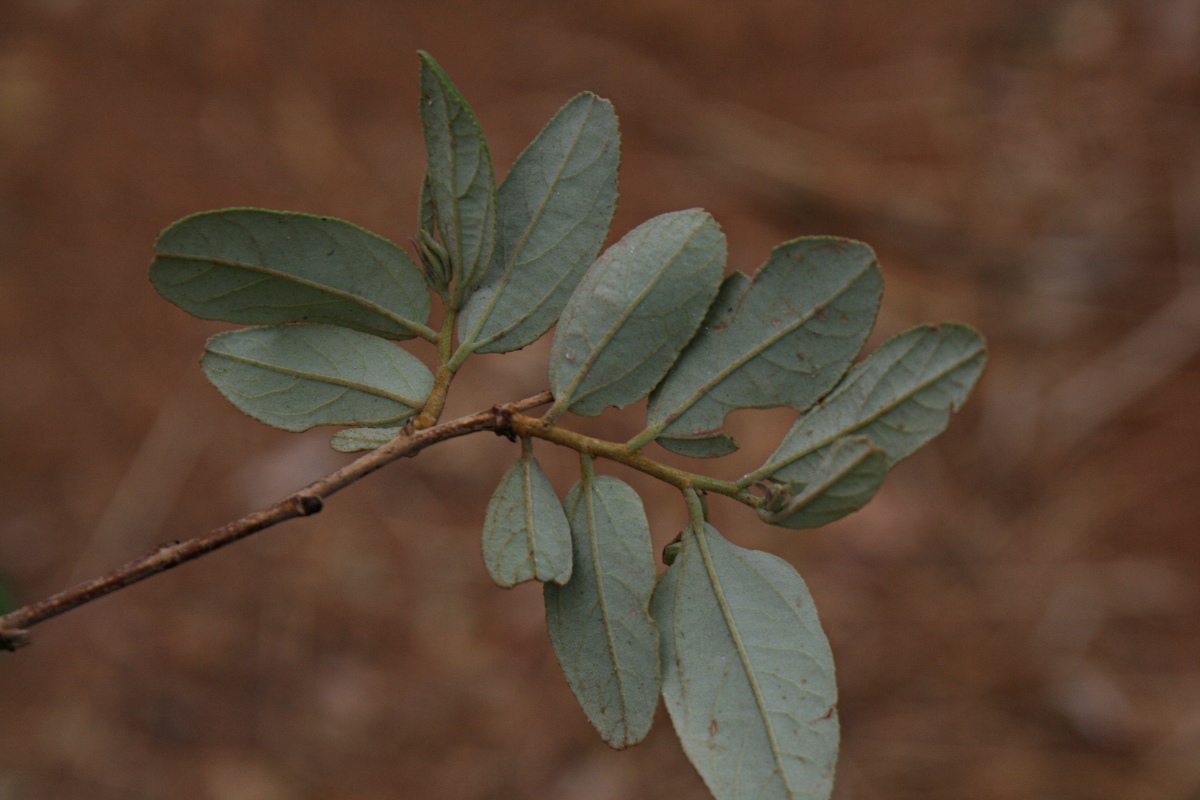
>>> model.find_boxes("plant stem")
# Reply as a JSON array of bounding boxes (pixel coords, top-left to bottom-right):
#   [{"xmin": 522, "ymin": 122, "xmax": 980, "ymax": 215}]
[
  {"xmin": 683, "ymin": 488, "xmax": 707, "ymax": 532},
  {"xmin": 412, "ymin": 306, "xmax": 460, "ymax": 430},
  {"xmin": 0, "ymin": 390, "xmax": 765, "ymax": 652},
  {"xmin": 0, "ymin": 390, "xmax": 553, "ymax": 652},
  {"xmin": 508, "ymin": 412, "xmax": 764, "ymax": 508}
]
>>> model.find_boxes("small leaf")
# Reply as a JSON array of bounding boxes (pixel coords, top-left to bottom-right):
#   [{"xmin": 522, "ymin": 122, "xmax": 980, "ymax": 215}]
[
  {"xmin": 549, "ymin": 209, "xmax": 725, "ymax": 418},
  {"xmin": 758, "ymin": 436, "xmax": 886, "ymax": 530},
  {"xmin": 415, "ymin": 173, "xmax": 452, "ymax": 294},
  {"xmin": 544, "ymin": 472, "xmax": 659, "ymax": 748},
  {"xmin": 330, "ymin": 425, "xmax": 403, "ymax": 453},
  {"xmin": 748, "ymin": 323, "xmax": 986, "ymax": 486},
  {"xmin": 637, "ymin": 238, "xmax": 882, "ymax": 451},
  {"xmin": 202, "ymin": 324, "xmax": 433, "ymax": 432},
  {"xmin": 652, "ymin": 523, "xmax": 839, "ymax": 800},
  {"xmin": 482, "ymin": 441, "xmax": 572, "ymax": 588},
  {"xmin": 459, "ymin": 92, "xmax": 620, "ymax": 354},
  {"xmin": 151, "ymin": 208, "xmax": 433, "ymax": 341},
  {"xmin": 657, "ymin": 432, "xmax": 740, "ymax": 459},
  {"xmin": 419, "ymin": 52, "xmax": 496, "ymax": 292}
]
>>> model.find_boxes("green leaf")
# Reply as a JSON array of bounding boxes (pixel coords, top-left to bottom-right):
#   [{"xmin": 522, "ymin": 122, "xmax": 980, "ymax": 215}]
[
  {"xmin": 636, "ymin": 238, "xmax": 882, "ymax": 453},
  {"xmin": 418, "ymin": 173, "xmax": 436, "ymax": 237},
  {"xmin": 652, "ymin": 523, "xmax": 839, "ymax": 800},
  {"xmin": 544, "ymin": 471, "xmax": 660, "ymax": 748},
  {"xmin": 329, "ymin": 425, "xmax": 403, "ymax": 453},
  {"xmin": 459, "ymin": 92, "xmax": 620, "ymax": 354},
  {"xmin": 482, "ymin": 441, "xmax": 573, "ymax": 588},
  {"xmin": 758, "ymin": 436, "xmax": 886, "ymax": 530},
  {"xmin": 748, "ymin": 323, "xmax": 986, "ymax": 486},
  {"xmin": 548, "ymin": 209, "xmax": 726, "ymax": 418},
  {"xmin": 151, "ymin": 208, "xmax": 434, "ymax": 341},
  {"xmin": 657, "ymin": 432, "xmax": 740, "ymax": 459},
  {"xmin": 202, "ymin": 324, "xmax": 433, "ymax": 432},
  {"xmin": 418, "ymin": 52, "xmax": 496, "ymax": 292}
]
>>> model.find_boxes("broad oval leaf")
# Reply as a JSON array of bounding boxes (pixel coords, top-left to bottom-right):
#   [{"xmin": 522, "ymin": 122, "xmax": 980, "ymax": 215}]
[
  {"xmin": 637, "ymin": 238, "xmax": 882, "ymax": 452},
  {"xmin": 747, "ymin": 323, "xmax": 986, "ymax": 487},
  {"xmin": 151, "ymin": 208, "xmax": 433, "ymax": 341},
  {"xmin": 548, "ymin": 209, "xmax": 725, "ymax": 418},
  {"xmin": 202, "ymin": 324, "xmax": 433, "ymax": 432},
  {"xmin": 329, "ymin": 425, "xmax": 403, "ymax": 453},
  {"xmin": 419, "ymin": 52, "xmax": 496, "ymax": 292},
  {"xmin": 544, "ymin": 473, "xmax": 659, "ymax": 748},
  {"xmin": 758, "ymin": 436, "xmax": 886, "ymax": 530},
  {"xmin": 459, "ymin": 92, "xmax": 620, "ymax": 354},
  {"xmin": 652, "ymin": 523, "xmax": 839, "ymax": 800},
  {"xmin": 482, "ymin": 441, "xmax": 572, "ymax": 588}
]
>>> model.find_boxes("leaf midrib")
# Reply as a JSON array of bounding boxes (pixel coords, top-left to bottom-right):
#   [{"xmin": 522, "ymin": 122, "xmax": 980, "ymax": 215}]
[
  {"xmin": 585, "ymin": 477, "xmax": 632, "ymax": 743},
  {"xmin": 745, "ymin": 330, "xmax": 984, "ymax": 485},
  {"xmin": 207, "ymin": 349, "xmax": 425, "ymax": 408},
  {"xmin": 647, "ymin": 258, "xmax": 877, "ymax": 439},
  {"xmin": 768, "ymin": 440, "xmax": 882, "ymax": 523},
  {"xmin": 521, "ymin": 450, "xmax": 541, "ymax": 580},
  {"xmin": 158, "ymin": 251, "xmax": 434, "ymax": 340},
  {"xmin": 463, "ymin": 96, "xmax": 602, "ymax": 350},
  {"xmin": 556, "ymin": 218, "xmax": 710, "ymax": 413},
  {"xmin": 694, "ymin": 526, "xmax": 796, "ymax": 798},
  {"xmin": 425, "ymin": 60, "xmax": 493, "ymax": 291}
]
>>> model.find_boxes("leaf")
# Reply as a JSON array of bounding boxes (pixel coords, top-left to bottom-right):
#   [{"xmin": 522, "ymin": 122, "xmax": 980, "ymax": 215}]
[
  {"xmin": 657, "ymin": 432, "xmax": 740, "ymax": 459},
  {"xmin": 151, "ymin": 208, "xmax": 434, "ymax": 341},
  {"xmin": 652, "ymin": 523, "xmax": 839, "ymax": 800},
  {"xmin": 637, "ymin": 238, "xmax": 882, "ymax": 453},
  {"xmin": 758, "ymin": 436, "xmax": 886, "ymax": 530},
  {"xmin": 418, "ymin": 173, "xmax": 436, "ymax": 237},
  {"xmin": 548, "ymin": 209, "xmax": 726, "ymax": 418},
  {"xmin": 544, "ymin": 472, "xmax": 660, "ymax": 748},
  {"xmin": 748, "ymin": 323, "xmax": 987, "ymax": 486},
  {"xmin": 202, "ymin": 324, "xmax": 433, "ymax": 432},
  {"xmin": 481, "ymin": 441, "xmax": 573, "ymax": 588},
  {"xmin": 459, "ymin": 92, "xmax": 620, "ymax": 354},
  {"xmin": 418, "ymin": 51, "xmax": 496, "ymax": 292},
  {"xmin": 329, "ymin": 425, "xmax": 404, "ymax": 453}
]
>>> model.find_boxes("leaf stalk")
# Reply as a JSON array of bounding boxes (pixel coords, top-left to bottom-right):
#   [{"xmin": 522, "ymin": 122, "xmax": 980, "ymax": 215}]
[
  {"xmin": 509, "ymin": 413, "xmax": 763, "ymax": 509},
  {"xmin": 412, "ymin": 305, "xmax": 461, "ymax": 429}
]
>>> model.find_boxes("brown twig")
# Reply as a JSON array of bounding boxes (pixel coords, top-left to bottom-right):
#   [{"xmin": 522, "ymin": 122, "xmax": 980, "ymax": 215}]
[{"xmin": 0, "ymin": 390, "xmax": 553, "ymax": 652}]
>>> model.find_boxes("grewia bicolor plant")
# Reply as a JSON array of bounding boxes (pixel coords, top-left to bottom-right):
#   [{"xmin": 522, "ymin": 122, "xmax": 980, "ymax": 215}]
[{"xmin": 0, "ymin": 53, "xmax": 986, "ymax": 800}]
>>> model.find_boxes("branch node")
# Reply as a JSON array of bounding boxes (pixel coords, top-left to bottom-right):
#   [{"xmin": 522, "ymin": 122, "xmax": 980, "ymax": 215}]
[
  {"xmin": 295, "ymin": 495, "xmax": 324, "ymax": 516},
  {"xmin": 0, "ymin": 628, "xmax": 32, "ymax": 652},
  {"xmin": 492, "ymin": 405, "xmax": 516, "ymax": 442}
]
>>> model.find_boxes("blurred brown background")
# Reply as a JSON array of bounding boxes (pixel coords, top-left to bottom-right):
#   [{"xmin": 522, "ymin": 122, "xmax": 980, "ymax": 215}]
[{"xmin": 2, "ymin": 1, "xmax": 1199, "ymax": 798}]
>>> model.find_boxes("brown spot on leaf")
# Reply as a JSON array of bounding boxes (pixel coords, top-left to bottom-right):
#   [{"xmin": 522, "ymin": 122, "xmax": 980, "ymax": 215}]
[{"xmin": 809, "ymin": 704, "xmax": 837, "ymax": 724}]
